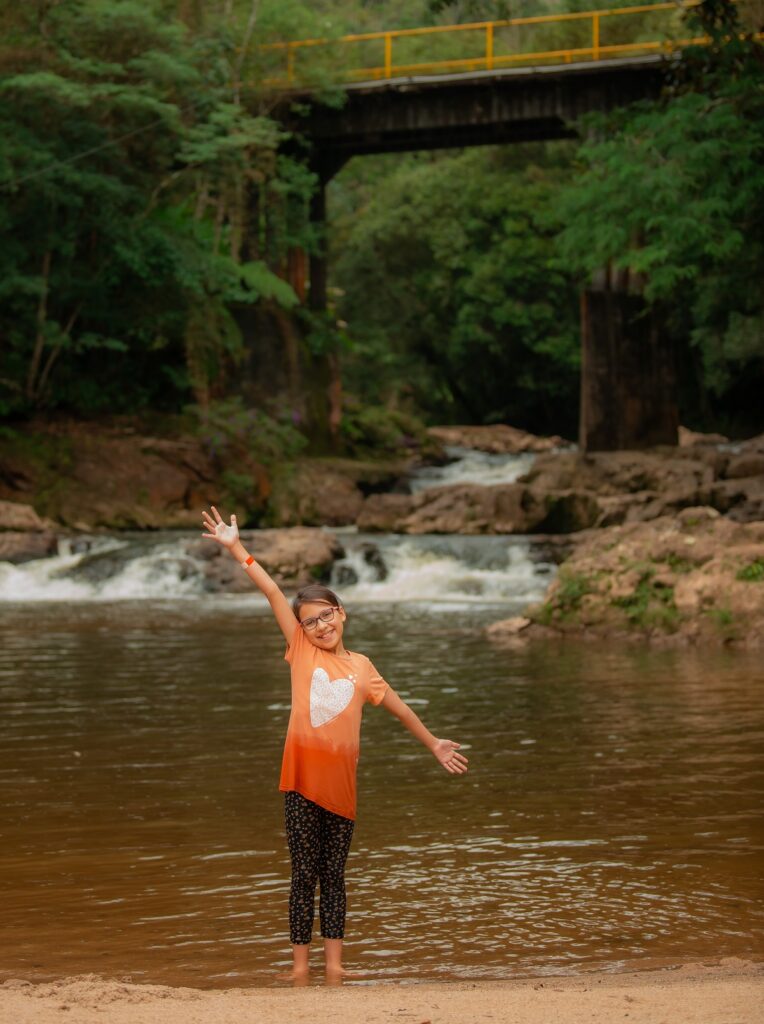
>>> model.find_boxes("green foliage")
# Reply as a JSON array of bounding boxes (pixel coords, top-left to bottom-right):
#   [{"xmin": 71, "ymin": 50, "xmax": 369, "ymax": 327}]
[
  {"xmin": 534, "ymin": 568, "xmax": 593, "ymax": 624},
  {"xmin": 2, "ymin": 0, "xmax": 763, "ymax": 444},
  {"xmin": 557, "ymin": 88, "xmax": 764, "ymax": 306},
  {"xmin": 709, "ymin": 606, "xmax": 734, "ymax": 626},
  {"xmin": 189, "ymin": 397, "xmax": 307, "ymax": 467},
  {"xmin": 339, "ymin": 400, "xmax": 432, "ymax": 457},
  {"xmin": 611, "ymin": 566, "xmax": 679, "ymax": 632},
  {"xmin": 706, "ymin": 604, "xmax": 739, "ymax": 641},
  {"xmin": 426, "ymin": 1, "xmax": 512, "ymax": 18},
  {"xmin": 332, "ymin": 144, "xmax": 580, "ymax": 433},
  {"xmin": 557, "ymin": 0, "xmax": 764, "ymax": 429},
  {"xmin": 186, "ymin": 396, "xmax": 308, "ymax": 521},
  {"xmin": 555, "ymin": 570, "xmax": 593, "ymax": 612},
  {"xmin": 662, "ymin": 553, "xmax": 695, "ymax": 574},
  {"xmin": 0, "ymin": 0, "xmax": 309, "ymax": 418},
  {"xmin": 219, "ymin": 468, "xmax": 259, "ymax": 509},
  {"xmin": 736, "ymin": 559, "xmax": 764, "ymax": 583},
  {"xmin": 0, "ymin": 430, "xmax": 75, "ymax": 519}
]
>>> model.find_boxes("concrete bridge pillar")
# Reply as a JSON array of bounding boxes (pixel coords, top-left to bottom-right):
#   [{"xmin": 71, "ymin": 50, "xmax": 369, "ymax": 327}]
[{"xmin": 579, "ymin": 266, "xmax": 678, "ymax": 451}]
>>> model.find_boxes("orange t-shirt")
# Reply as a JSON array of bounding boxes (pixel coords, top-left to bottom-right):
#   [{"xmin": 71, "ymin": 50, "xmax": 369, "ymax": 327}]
[{"xmin": 279, "ymin": 625, "xmax": 389, "ymax": 820}]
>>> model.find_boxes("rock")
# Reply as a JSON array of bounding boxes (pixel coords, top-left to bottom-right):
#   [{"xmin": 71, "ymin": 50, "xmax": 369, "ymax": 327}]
[
  {"xmin": 0, "ymin": 500, "xmax": 54, "ymax": 532},
  {"xmin": 739, "ymin": 432, "xmax": 764, "ymax": 454},
  {"xmin": 0, "ymin": 420, "xmax": 224, "ymax": 530},
  {"xmin": 520, "ymin": 449, "xmax": 714, "ymax": 497},
  {"xmin": 267, "ymin": 457, "xmax": 413, "ymax": 528},
  {"xmin": 358, "ymin": 483, "xmax": 601, "ymax": 534},
  {"xmin": 516, "ymin": 447, "xmax": 761, "ymax": 527},
  {"xmin": 427, "ymin": 424, "xmax": 566, "ymax": 454},
  {"xmin": 356, "ymin": 493, "xmax": 417, "ymax": 532},
  {"xmin": 678, "ymin": 426, "xmax": 729, "ymax": 447},
  {"xmin": 4, "ymin": 416, "xmax": 761, "ymax": 537},
  {"xmin": 533, "ymin": 491, "xmax": 602, "ymax": 534},
  {"xmin": 398, "ymin": 483, "xmax": 510, "ymax": 534},
  {"xmin": 484, "ymin": 616, "xmax": 533, "ymax": 649},
  {"xmin": 710, "ymin": 475, "xmax": 764, "ymax": 523},
  {"xmin": 0, "ymin": 531, "xmax": 59, "ymax": 563},
  {"xmin": 359, "ymin": 542, "xmax": 387, "ymax": 580},
  {"xmin": 486, "ymin": 616, "xmax": 531, "ymax": 637},
  {"xmin": 519, "ymin": 509, "xmax": 764, "ymax": 647},
  {"xmin": 268, "ymin": 463, "xmax": 363, "ymax": 527},
  {"xmin": 331, "ymin": 541, "xmax": 388, "ymax": 587},
  {"xmin": 724, "ymin": 454, "xmax": 764, "ymax": 480},
  {"xmin": 0, "ymin": 496, "xmax": 63, "ymax": 562},
  {"xmin": 333, "ymin": 563, "xmax": 359, "ymax": 587},
  {"xmin": 59, "ymin": 548, "xmax": 129, "ymax": 583},
  {"xmin": 187, "ymin": 528, "xmax": 344, "ymax": 593}
]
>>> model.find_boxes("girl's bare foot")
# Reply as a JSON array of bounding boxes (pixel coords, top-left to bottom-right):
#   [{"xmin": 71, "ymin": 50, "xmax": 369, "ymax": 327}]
[
  {"xmin": 323, "ymin": 937, "xmax": 360, "ymax": 982},
  {"xmin": 276, "ymin": 967, "xmax": 310, "ymax": 985},
  {"xmin": 325, "ymin": 964, "xmax": 362, "ymax": 985}
]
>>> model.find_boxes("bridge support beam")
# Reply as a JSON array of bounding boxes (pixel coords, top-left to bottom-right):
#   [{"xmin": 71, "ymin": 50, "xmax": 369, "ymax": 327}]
[{"xmin": 579, "ymin": 268, "xmax": 678, "ymax": 451}]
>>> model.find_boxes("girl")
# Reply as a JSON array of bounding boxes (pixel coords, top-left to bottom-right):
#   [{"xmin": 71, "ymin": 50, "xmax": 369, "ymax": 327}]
[{"xmin": 201, "ymin": 506, "xmax": 468, "ymax": 981}]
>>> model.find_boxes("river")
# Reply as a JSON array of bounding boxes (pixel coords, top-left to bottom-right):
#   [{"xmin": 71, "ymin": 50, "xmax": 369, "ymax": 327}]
[{"xmin": 1, "ymin": 449, "xmax": 762, "ymax": 987}]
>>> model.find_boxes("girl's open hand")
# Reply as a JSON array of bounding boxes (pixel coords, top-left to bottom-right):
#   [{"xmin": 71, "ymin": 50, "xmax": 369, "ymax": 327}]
[
  {"xmin": 432, "ymin": 739, "xmax": 469, "ymax": 775},
  {"xmin": 201, "ymin": 506, "xmax": 239, "ymax": 548}
]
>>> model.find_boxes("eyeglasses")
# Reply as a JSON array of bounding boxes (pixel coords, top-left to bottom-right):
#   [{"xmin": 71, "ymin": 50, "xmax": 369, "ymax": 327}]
[{"xmin": 300, "ymin": 607, "xmax": 338, "ymax": 631}]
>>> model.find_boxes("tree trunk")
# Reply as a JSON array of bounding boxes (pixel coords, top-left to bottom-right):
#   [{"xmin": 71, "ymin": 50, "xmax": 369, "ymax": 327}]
[
  {"xmin": 308, "ymin": 181, "xmax": 327, "ymax": 313},
  {"xmin": 27, "ymin": 248, "xmax": 52, "ymax": 401},
  {"xmin": 37, "ymin": 302, "xmax": 83, "ymax": 401},
  {"xmin": 579, "ymin": 267, "xmax": 678, "ymax": 451},
  {"xmin": 233, "ymin": 0, "xmax": 260, "ymax": 104},
  {"xmin": 303, "ymin": 177, "xmax": 334, "ymax": 450}
]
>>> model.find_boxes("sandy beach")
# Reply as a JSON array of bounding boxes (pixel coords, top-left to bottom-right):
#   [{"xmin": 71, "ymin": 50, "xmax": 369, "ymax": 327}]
[{"xmin": 2, "ymin": 959, "xmax": 762, "ymax": 1024}]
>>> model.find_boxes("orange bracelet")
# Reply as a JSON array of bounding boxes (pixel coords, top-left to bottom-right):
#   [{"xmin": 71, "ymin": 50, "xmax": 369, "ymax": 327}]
[{"xmin": 241, "ymin": 555, "xmax": 255, "ymax": 569}]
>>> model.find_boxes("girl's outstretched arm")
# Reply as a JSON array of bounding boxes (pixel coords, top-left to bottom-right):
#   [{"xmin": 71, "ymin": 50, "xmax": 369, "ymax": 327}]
[
  {"xmin": 201, "ymin": 505, "xmax": 297, "ymax": 645},
  {"xmin": 380, "ymin": 688, "xmax": 469, "ymax": 775}
]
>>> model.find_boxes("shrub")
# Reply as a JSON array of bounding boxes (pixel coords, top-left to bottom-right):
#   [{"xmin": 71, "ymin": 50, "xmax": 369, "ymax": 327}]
[{"xmin": 736, "ymin": 559, "xmax": 764, "ymax": 582}]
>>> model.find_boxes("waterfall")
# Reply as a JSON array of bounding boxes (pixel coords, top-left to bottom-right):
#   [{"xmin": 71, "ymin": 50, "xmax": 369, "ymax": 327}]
[
  {"xmin": 0, "ymin": 534, "xmax": 206, "ymax": 603},
  {"xmin": 331, "ymin": 533, "xmax": 553, "ymax": 608},
  {"xmin": 408, "ymin": 445, "xmax": 536, "ymax": 492},
  {"xmin": 1, "ymin": 445, "xmax": 558, "ymax": 606},
  {"xmin": 0, "ymin": 530, "xmax": 554, "ymax": 608}
]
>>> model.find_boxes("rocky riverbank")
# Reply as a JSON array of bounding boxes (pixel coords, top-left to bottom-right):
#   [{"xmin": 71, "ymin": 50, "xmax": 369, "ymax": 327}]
[
  {"xmin": 4, "ymin": 417, "xmax": 761, "ymax": 536},
  {"xmin": 3, "ymin": 418, "xmax": 763, "ymax": 643},
  {"xmin": 487, "ymin": 507, "xmax": 764, "ymax": 648},
  {"xmin": 358, "ymin": 431, "xmax": 764, "ymax": 533},
  {"xmin": 0, "ymin": 417, "xmax": 417, "ymax": 532}
]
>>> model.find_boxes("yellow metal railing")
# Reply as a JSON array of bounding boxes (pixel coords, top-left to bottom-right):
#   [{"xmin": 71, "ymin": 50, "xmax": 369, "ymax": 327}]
[{"xmin": 258, "ymin": 1, "xmax": 724, "ymax": 87}]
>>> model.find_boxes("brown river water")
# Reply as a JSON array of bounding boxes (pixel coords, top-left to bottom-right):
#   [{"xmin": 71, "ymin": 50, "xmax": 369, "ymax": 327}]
[{"xmin": 1, "ymin": 600, "xmax": 762, "ymax": 987}]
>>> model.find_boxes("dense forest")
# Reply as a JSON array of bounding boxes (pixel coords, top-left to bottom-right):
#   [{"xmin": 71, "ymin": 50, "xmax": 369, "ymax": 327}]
[{"xmin": 1, "ymin": 0, "xmax": 763, "ymax": 456}]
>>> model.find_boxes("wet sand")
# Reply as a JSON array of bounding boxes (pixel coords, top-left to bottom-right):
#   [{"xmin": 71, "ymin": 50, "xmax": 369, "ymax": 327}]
[{"xmin": 2, "ymin": 959, "xmax": 762, "ymax": 1024}]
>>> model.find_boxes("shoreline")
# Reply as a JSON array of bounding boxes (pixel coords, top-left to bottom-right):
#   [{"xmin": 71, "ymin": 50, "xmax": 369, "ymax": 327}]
[{"xmin": 2, "ymin": 959, "xmax": 762, "ymax": 1024}]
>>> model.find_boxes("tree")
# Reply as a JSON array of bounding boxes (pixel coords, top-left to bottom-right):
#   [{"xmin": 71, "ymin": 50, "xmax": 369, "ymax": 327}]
[
  {"xmin": 0, "ymin": 0, "xmax": 303, "ymax": 415},
  {"xmin": 556, "ymin": 0, "xmax": 764, "ymax": 435},
  {"xmin": 332, "ymin": 144, "xmax": 580, "ymax": 434}
]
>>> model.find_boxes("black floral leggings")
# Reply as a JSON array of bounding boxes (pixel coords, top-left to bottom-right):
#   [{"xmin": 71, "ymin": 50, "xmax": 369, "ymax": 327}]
[{"xmin": 284, "ymin": 790, "xmax": 355, "ymax": 945}]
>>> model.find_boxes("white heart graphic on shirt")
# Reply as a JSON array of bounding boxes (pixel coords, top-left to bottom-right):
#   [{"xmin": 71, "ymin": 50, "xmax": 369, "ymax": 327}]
[{"xmin": 310, "ymin": 667, "xmax": 355, "ymax": 728}]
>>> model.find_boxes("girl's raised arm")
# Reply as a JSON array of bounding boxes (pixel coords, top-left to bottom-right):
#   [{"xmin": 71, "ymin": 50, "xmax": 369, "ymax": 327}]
[{"xmin": 201, "ymin": 506, "xmax": 297, "ymax": 645}]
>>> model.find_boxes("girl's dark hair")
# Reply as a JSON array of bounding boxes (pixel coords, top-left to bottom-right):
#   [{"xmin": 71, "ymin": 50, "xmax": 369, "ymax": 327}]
[{"xmin": 292, "ymin": 584, "xmax": 342, "ymax": 619}]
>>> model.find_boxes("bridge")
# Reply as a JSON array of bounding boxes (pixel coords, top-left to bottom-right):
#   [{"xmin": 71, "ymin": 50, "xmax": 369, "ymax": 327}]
[
  {"xmin": 254, "ymin": 2, "xmax": 737, "ymax": 450},
  {"xmin": 263, "ymin": 3, "xmax": 707, "ymax": 303}
]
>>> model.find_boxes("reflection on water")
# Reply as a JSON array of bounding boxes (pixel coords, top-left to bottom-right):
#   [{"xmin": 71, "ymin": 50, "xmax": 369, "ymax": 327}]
[{"xmin": 1, "ymin": 601, "xmax": 762, "ymax": 987}]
